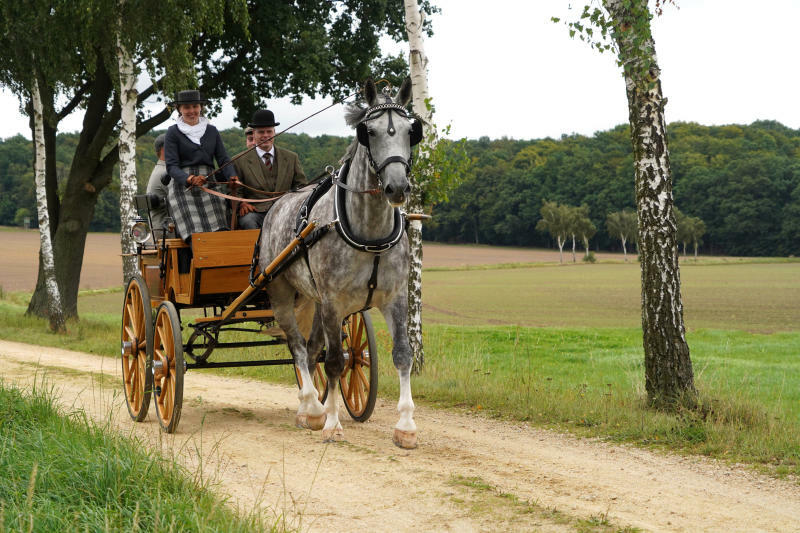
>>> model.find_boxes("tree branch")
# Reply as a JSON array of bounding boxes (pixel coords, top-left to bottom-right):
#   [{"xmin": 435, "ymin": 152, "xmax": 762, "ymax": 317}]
[{"xmin": 56, "ymin": 81, "xmax": 91, "ymax": 121}]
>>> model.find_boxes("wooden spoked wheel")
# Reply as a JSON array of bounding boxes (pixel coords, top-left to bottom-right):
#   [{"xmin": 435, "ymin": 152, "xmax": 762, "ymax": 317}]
[
  {"xmin": 121, "ymin": 276, "xmax": 153, "ymax": 422},
  {"xmin": 339, "ymin": 311, "xmax": 378, "ymax": 422},
  {"xmin": 151, "ymin": 301, "xmax": 184, "ymax": 433}
]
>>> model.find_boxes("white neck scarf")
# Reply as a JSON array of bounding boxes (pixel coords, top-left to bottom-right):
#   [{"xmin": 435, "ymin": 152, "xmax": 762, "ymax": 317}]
[{"xmin": 176, "ymin": 116, "xmax": 209, "ymax": 145}]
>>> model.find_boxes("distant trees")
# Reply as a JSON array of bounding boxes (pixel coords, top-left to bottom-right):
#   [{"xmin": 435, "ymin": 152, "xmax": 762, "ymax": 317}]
[
  {"xmin": 675, "ymin": 208, "xmax": 706, "ymax": 258},
  {"xmin": 536, "ymin": 201, "xmax": 598, "ymax": 263},
  {"xmin": 572, "ymin": 204, "xmax": 596, "ymax": 260},
  {"xmin": 606, "ymin": 209, "xmax": 638, "ymax": 261},
  {"xmin": 423, "ymin": 120, "xmax": 800, "ymax": 257},
  {"xmin": 536, "ymin": 201, "xmax": 572, "ymax": 263}
]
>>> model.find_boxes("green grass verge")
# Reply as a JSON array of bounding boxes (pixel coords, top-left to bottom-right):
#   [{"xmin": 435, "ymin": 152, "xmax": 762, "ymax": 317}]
[{"xmin": 0, "ymin": 381, "xmax": 282, "ymax": 532}]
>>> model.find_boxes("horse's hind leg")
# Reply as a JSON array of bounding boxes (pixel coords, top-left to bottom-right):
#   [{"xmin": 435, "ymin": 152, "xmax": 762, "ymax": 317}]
[
  {"xmin": 318, "ymin": 302, "xmax": 346, "ymax": 442},
  {"xmin": 269, "ymin": 280, "xmax": 325, "ymax": 430},
  {"xmin": 381, "ymin": 297, "xmax": 417, "ymax": 449}
]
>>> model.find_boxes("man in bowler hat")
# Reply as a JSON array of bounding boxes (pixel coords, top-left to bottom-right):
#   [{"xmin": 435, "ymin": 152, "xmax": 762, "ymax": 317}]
[{"xmin": 234, "ymin": 109, "xmax": 307, "ymax": 230}]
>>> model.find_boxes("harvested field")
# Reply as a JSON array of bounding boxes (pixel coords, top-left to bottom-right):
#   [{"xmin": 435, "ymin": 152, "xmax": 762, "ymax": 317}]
[{"xmin": 0, "ymin": 227, "xmax": 621, "ymax": 292}]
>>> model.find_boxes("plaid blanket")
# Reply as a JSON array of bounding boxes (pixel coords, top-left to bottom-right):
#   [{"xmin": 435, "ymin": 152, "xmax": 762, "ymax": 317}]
[{"xmin": 167, "ymin": 165, "xmax": 229, "ymax": 240}]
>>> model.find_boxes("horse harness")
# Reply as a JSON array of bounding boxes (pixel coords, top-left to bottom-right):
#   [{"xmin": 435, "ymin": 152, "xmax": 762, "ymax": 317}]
[{"xmin": 248, "ymin": 100, "xmax": 421, "ymax": 311}]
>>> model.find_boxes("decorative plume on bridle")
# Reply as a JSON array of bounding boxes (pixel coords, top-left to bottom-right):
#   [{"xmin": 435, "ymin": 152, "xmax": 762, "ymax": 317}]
[{"xmin": 340, "ymin": 81, "xmax": 417, "ymax": 164}]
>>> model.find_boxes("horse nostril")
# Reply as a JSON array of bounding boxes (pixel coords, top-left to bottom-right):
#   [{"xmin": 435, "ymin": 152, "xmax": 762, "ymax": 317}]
[
  {"xmin": 403, "ymin": 183, "xmax": 411, "ymax": 194},
  {"xmin": 385, "ymin": 184, "xmax": 394, "ymax": 195}
]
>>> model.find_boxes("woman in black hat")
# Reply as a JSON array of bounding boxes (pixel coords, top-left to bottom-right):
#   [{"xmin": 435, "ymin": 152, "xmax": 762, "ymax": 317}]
[{"xmin": 163, "ymin": 90, "xmax": 239, "ymax": 241}]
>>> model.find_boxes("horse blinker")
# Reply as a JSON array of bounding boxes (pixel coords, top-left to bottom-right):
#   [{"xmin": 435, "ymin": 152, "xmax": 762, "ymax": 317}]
[{"xmin": 410, "ymin": 120, "xmax": 423, "ymax": 146}]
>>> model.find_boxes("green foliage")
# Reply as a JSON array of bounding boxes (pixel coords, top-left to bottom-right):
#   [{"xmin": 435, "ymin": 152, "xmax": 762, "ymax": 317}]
[
  {"xmin": 553, "ymin": 0, "xmax": 677, "ymax": 90},
  {"xmin": 582, "ymin": 251, "xmax": 597, "ymax": 263},
  {"xmin": 606, "ymin": 208, "xmax": 638, "ymax": 246},
  {"xmin": 426, "ymin": 120, "xmax": 800, "ymax": 256},
  {"xmin": 535, "ymin": 200, "xmax": 573, "ymax": 252},
  {"xmin": 412, "ymin": 99, "xmax": 471, "ymax": 207}
]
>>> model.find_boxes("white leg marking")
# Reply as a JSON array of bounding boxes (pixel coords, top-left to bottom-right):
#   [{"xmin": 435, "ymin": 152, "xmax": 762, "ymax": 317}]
[
  {"xmin": 322, "ymin": 379, "xmax": 344, "ymax": 442},
  {"xmin": 393, "ymin": 370, "xmax": 418, "ymax": 449}
]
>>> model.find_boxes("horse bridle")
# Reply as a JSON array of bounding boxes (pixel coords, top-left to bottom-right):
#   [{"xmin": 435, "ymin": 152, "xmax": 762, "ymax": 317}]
[{"xmin": 353, "ymin": 102, "xmax": 423, "ymax": 191}]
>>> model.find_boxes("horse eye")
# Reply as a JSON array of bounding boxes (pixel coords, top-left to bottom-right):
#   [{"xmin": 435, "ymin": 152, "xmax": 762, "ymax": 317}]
[{"xmin": 367, "ymin": 129, "xmax": 375, "ymax": 136}]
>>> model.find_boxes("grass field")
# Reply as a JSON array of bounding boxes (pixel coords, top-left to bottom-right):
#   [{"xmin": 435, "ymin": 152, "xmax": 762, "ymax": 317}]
[{"xmin": 1, "ymin": 258, "xmax": 799, "ymax": 479}]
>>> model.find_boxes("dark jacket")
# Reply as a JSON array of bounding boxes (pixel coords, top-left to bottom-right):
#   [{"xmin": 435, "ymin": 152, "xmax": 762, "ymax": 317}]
[{"xmin": 164, "ymin": 124, "xmax": 236, "ymax": 186}]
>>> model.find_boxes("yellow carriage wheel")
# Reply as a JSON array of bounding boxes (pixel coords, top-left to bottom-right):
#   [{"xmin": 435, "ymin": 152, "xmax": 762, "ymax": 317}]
[
  {"xmin": 152, "ymin": 301, "xmax": 184, "ymax": 433},
  {"xmin": 121, "ymin": 276, "xmax": 153, "ymax": 422}
]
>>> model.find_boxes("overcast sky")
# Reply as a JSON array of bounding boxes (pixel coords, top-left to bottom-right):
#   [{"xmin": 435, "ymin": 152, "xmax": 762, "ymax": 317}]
[{"xmin": 1, "ymin": 0, "xmax": 798, "ymax": 141}]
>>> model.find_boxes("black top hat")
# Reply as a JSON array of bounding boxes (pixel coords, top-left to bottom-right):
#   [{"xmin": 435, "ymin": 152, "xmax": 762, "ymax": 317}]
[
  {"xmin": 248, "ymin": 109, "xmax": 280, "ymax": 128},
  {"xmin": 169, "ymin": 90, "xmax": 209, "ymax": 107}
]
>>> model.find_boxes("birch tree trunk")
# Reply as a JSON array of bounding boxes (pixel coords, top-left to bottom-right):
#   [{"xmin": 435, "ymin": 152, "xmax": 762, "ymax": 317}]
[
  {"xmin": 404, "ymin": 0, "xmax": 435, "ymax": 373},
  {"xmin": 117, "ymin": 31, "xmax": 139, "ymax": 282},
  {"xmin": 31, "ymin": 77, "xmax": 65, "ymax": 332},
  {"xmin": 604, "ymin": 0, "xmax": 695, "ymax": 406}
]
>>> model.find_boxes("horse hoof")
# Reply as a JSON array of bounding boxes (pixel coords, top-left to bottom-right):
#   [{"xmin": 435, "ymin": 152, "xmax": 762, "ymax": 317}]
[
  {"xmin": 393, "ymin": 429, "xmax": 418, "ymax": 449},
  {"xmin": 322, "ymin": 428, "xmax": 345, "ymax": 443},
  {"xmin": 306, "ymin": 413, "xmax": 326, "ymax": 431},
  {"xmin": 295, "ymin": 414, "xmax": 308, "ymax": 429}
]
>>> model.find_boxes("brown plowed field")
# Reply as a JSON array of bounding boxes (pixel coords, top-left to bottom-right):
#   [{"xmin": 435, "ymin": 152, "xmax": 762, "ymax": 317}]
[{"xmin": 0, "ymin": 228, "xmax": 622, "ymax": 291}]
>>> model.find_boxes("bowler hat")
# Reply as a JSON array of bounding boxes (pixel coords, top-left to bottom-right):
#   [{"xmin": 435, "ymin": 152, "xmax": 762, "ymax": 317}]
[
  {"xmin": 169, "ymin": 90, "xmax": 209, "ymax": 107},
  {"xmin": 248, "ymin": 109, "xmax": 280, "ymax": 128}
]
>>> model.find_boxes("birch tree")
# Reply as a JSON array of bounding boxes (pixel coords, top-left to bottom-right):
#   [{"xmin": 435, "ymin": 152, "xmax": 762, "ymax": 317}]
[
  {"xmin": 573, "ymin": 204, "xmax": 596, "ymax": 258},
  {"xmin": 403, "ymin": 0, "xmax": 433, "ymax": 373},
  {"xmin": 31, "ymin": 77, "xmax": 65, "ymax": 332},
  {"xmin": 560, "ymin": 0, "xmax": 696, "ymax": 406},
  {"xmin": 536, "ymin": 201, "xmax": 572, "ymax": 263},
  {"xmin": 606, "ymin": 209, "xmax": 637, "ymax": 261},
  {"xmin": 117, "ymin": 11, "xmax": 138, "ymax": 281}
]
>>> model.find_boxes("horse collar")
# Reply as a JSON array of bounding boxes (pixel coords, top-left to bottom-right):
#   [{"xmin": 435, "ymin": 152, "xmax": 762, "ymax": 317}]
[{"xmin": 333, "ymin": 163, "xmax": 405, "ymax": 254}]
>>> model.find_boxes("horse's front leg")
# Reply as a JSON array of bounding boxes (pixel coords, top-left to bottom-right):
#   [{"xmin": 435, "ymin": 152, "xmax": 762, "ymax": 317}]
[
  {"xmin": 269, "ymin": 281, "xmax": 325, "ymax": 430},
  {"xmin": 319, "ymin": 302, "xmax": 346, "ymax": 442},
  {"xmin": 381, "ymin": 296, "xmax": 417, "ymax": 449}
]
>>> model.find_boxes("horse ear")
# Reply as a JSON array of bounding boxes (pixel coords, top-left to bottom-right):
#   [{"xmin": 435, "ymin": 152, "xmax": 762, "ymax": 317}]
[
  {"xmin": 410, "ymin": 120, "xmax": 423, "ymax": 146},
  {"xmin": 396, "ymin": 77, "xmax": 413, "ymax": 106},
  {"xmin": 357, "ymin": 123, "xmax": 369, "ymax": 146},
  {"xmin": 364, "ymin": 78, "xmax": 378, "ymax": 107}
]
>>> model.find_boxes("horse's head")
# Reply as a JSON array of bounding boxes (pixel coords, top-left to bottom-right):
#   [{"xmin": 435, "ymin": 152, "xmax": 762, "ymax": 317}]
[{"xmin": 354, "ymin": 77, "xmax": 423, "ymax": 206}]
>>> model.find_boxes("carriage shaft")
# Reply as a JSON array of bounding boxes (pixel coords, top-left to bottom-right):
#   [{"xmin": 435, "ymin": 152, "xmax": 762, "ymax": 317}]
[{"xmin": 219, "ymin": 221, "xmax": 318, "ymax": 322}]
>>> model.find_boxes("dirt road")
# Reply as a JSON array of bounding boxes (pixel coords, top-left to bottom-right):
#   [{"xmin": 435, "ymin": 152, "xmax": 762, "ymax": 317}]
[{"xmin": 2, "ymin": 339, "xmax": 798, "ymax": 532}]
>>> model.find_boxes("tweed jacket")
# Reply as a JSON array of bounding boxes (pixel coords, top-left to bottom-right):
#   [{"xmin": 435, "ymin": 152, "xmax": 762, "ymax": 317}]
[{"xmin": 233, "ymin": 146, "xmax": 307, "ymax": 213}]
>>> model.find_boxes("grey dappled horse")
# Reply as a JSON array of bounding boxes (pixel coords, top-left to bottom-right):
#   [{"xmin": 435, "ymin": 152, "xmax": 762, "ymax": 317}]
[{"xmin": 259, "ymin": 78, "xmax": 420, "ymax": 448}]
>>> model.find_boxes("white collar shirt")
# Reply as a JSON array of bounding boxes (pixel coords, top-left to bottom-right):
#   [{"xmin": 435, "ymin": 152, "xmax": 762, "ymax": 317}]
[{"xmin": 256, "ymin": 146, "xmax": 275, "ymax": 163}]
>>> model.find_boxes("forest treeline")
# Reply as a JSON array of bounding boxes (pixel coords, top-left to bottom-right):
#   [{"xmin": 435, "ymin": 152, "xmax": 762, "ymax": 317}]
[{"xmin": 1, "ymin": 120, "xmax": 798, "ymax": 256}]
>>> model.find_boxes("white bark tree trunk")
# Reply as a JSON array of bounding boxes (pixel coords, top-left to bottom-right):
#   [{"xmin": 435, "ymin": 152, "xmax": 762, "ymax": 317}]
[
  {"xmin": 31, "ymin": 77, "xmax": 65, "ymax": 332},
  {"xmin": 117, "ymin": 31, "xmax": 139, "ymax": 282},
  {"xmin": 557, "ymin": 236, "xmax": 565, "ymax": 263},
  {"xmin": 621, "ymin": 236, "xmax": 628, "ymax": 261},
  {"xmin": 571, "ymin": 234, "xmax": 577, "ymax": 262},
  {"xmin": 404, "ymin": 0, "xmax": 434, "ymax": 373},
  {"xmin": 605, "ymin": 0, "xmax": 695, "ymax": 405}
]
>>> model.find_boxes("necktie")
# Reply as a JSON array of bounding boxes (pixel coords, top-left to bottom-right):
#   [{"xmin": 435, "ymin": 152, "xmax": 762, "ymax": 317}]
[{"xmin": 263, "ymin": 152, "xmax": 272, "ymax": 171}]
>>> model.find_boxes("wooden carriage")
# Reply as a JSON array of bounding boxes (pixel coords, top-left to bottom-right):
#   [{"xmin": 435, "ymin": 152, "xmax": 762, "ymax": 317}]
[{"xmin": 120, "ymin": 195, "xmax": 378, "ymax": 433}]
